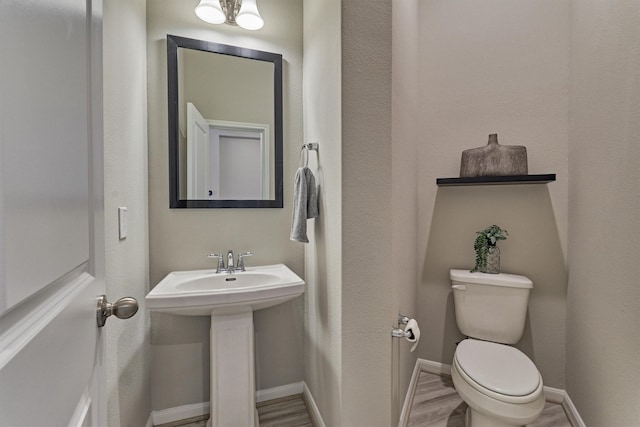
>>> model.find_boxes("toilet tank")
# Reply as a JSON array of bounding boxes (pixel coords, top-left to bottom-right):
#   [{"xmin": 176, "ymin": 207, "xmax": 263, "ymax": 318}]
[{"xmin": 450, "ymin": 269, "xmax": 533, "ymax": 344}]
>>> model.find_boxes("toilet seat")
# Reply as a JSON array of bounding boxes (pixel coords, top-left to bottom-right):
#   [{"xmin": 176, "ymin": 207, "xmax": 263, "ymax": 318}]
[
  {"xmin": 451, "ymin": 360, "xmax": 546, "ymax": 427},
  {"xmin": 454, "ymin": 339, "xmax": 542, "ymax": 404}
]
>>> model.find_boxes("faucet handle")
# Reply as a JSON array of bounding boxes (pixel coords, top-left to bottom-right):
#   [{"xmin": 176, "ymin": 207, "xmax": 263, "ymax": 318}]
[
  {"xmin": 236, "ymin": 252, "xmax": 254, "ymax": 271},
  {"xmin": 207, "ymin": 253, "xmax": 226, "ymax": 273}
]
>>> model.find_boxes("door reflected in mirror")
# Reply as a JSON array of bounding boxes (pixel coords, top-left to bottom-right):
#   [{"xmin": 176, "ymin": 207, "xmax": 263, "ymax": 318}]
[
  {"xmin": 168, "ymin": 35, "xmax": 283, "ymax": 208},
  {"xmin": 186, "ymin": 103, "xmax": 271, "ymax": 200}
]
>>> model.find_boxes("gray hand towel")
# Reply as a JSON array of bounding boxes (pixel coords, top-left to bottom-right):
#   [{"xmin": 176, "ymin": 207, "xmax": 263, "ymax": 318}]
[{"xmin": 290, "ymin": 167, "xmax": 319, "ymax": 243}]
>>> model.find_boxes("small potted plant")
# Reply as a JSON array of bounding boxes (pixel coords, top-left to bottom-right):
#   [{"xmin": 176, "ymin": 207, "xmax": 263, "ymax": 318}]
[{"xmin": 471, "ymin": 225, "xmax": 508, "ymax": 274}]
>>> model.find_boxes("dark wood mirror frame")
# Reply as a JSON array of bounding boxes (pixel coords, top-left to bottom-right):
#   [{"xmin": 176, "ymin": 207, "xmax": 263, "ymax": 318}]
[{"xmin": 167, "ymin": 34, "xmax": 283, "ymax": 208}]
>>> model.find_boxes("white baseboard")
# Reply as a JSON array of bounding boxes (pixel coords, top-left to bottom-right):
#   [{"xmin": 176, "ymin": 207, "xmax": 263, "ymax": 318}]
[
  {"xmin": 543, "ymin": 385, "xmax": 565, "ymax": 404},
  {"xmin": 151, "ymin": 402, "xmax": 209, "ymax": 426},
  {"xmin": 149, "ymin": 381, "xmax": 307, "ymax": 426},
  {"xmin": 400, "ymin": 359, "xmax": 585, "ymax": 427},
  {"xmin": 559, "ymin": 390, "xmax": 587, "ymax": 427},
  {"xmin": 397, "ymin": 359, "xmax": 421, "ymax": 427},
  {"xmin": 302, "ymin": 382, "xmax": 326, "ymax": 427},
  {"xmin": 416, "ymin": 358, "xmax": 452, "ymax": 376},
  {"xmin": 256, "ymin": 381, "xmax": 304, "ymax": 403},
  {"xmin": 541, "ymin": 386, "xmax": 586, "ymax": 427},
  {"xmin": 398, "ymin": 358, "xmax": 454, "ymax": 427}
]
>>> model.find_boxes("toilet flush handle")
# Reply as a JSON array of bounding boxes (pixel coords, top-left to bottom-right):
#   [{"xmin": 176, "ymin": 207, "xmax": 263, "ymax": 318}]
[{"xmin": 452, "ymin": 284, "xmax": 467, "ymax": 291}]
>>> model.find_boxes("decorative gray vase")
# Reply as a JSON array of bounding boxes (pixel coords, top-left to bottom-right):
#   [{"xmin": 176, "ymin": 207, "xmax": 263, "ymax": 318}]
[
  {"xmin": 460, "ymin": 134, "xmax": 528, "ymax": 177},
  {"xmin": 482, "ymin": 245, "xmax": 501, "ymax": 274}
]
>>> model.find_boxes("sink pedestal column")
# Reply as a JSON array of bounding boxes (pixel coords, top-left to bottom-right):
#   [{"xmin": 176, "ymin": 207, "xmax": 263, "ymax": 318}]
[{"xmin": 207, "ymin": 310, "xmax": 257, "ymax": 427}]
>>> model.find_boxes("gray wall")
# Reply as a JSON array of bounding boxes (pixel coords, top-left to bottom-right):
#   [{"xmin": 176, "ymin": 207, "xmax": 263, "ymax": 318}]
[
  {"xmin": 104, "ymin": 0, "xmax": 151, "ymax": 425},
  {"xmin": 146, "ymin": 0, "xmax": 303, "ymax": 411},
  {"xmin": 341, "ymin": 1, "xmax": 394, "ymax": 425},
  {"xmin": 391, "ymin": 0, "xmax": 420, "ymax": 418},
  {"xmin": 407, "ymin": 3, "xmax": 639, "ymax": 423},
  {"xmin": 181, "ymin": 50, "xmax": 273, "ymax": 127},
  {"xmin": 303, "ymin": 0, "xmax": 396, "ymax": 425},
  {"xmin": 567, "ymin": 0, "xmax": 640, "ymax": 424},
  {"xmin": 413, "ymin": 0, "xmax": 570, "ymax": 389},
  {"xmin": 302, "ymin": 0, "xmax": 343, "ymax": 425}
]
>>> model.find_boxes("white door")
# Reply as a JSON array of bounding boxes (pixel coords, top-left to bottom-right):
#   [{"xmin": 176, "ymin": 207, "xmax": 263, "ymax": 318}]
[
  {"xmin": 186, "ymin": 103, "xmax": 210, "ymax": 199},
  {"xmin": 208, "ymin": 122, "xmax": 270, "ymax": 200},
  {"xmin": 0, "ymin": 1, "xmax": 108, "ymax": 426},
  {"xmin": 218, "ymin": 135, "xmax": 263, "ymax": 199}
]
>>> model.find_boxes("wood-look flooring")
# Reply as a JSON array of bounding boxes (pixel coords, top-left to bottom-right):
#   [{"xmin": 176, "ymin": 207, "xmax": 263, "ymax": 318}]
[
  {"xmin": 156, "ymin": 395, "xmax": 313, "ymax": 427},
  {"xmin": 257, "ymin": 395, "xmax": 314, "ymax": 427},
  {"xmin": 159, "ymin": 371, "xmax": 573, "ymax": 427},
  {"xmin": 407, "ymin": 371, "xmax": 573, "ymax": 427}
]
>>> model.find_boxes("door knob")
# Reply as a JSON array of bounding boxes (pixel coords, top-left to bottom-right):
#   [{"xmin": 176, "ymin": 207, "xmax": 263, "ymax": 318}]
[{"xmin": 97, "ymin": 295, "xmax": 139, "ymax": 327}]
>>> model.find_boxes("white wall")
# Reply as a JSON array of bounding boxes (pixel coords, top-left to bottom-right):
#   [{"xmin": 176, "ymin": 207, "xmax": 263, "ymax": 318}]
[
  {"xmin": 414, "ymin": 0, "xmax": 570, "ymax": 389},
  {"xmin": 146, "ymin": 0, "xmax": 304, "ymax": 411},
  {"xmin": 303, "ymin": 1, "xmax": 394, "ymax": 425},
  {"xmin": 103, "ymin": 0, "xmax": 151, "ymax": 425},
  {"xmin": 567, "ymin": 0, "xmax": 640, "ymax": 424},
  {"xmin": 302, "ymin": 0, "xmax": 343, "ymax": 424},
  {"xmin": 391, "ymin": 0, "xmax": 420, "ymax": 419}
]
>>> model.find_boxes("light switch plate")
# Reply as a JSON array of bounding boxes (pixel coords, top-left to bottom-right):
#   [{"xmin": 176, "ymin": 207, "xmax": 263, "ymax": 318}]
[{"xmin": 118, "ymin": 207, "xmax": 128, "ymax": 240}]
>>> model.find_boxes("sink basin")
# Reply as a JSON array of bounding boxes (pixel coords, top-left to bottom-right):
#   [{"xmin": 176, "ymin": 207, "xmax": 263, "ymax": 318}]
[{"xmin": 145, "ymin": 264, "xmax": 305, "ymax": 316}]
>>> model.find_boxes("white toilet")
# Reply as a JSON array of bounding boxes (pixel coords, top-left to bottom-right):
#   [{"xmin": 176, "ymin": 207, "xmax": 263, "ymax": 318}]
[{"xmin": 450, "ymin": 269, "xmax": 545, "ymax": 427}]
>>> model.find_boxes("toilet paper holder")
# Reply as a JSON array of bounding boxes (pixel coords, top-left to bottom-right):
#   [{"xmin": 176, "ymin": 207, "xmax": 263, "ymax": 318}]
[
  {"xmin": 392, "ymin": 314, "xmax": 415, "ymax": 339},
  {"xmin": 398, "ymin": 315, "xmax": 410, "ymax": 325},
  {"xmin": 391, "ymin": 328, "xmax": 415, "ymax": 339}
]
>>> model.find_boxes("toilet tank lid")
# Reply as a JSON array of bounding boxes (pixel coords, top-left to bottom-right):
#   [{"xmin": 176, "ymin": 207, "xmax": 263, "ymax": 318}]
[{"xmin": 450, "ymin": 269, "xmax": 532, "ymax": 289}]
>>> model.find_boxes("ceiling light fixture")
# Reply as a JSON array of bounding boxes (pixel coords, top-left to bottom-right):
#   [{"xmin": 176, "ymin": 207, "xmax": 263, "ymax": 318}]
[{"xmin": 195, "ymin": 0, "xmax": 264, "ymax": 30}]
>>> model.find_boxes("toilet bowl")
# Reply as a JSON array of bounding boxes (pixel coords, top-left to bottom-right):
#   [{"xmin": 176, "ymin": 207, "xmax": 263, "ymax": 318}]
[
  {"xmin": 450, "ymin": 270, "xmax": 545, "ymax": 426},
  {"xmin": 451, "ymin": 339, "xmax": 545, "ymax": 427}
]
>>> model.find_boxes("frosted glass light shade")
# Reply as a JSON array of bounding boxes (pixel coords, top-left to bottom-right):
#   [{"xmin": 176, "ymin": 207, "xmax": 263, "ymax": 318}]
[
  {"xmin": 195, "ymin": 0, "xmax": 225, "ymax": 24},
  {"xmin": 236, "ymin": 0, "xmax": 264, "ymax": 30}
]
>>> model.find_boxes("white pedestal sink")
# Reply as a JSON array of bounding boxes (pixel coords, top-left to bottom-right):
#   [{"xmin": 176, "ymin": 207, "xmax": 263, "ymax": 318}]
[{"xmin": 146, "ymin": 264, "xmax": 305, "ymax": 427}]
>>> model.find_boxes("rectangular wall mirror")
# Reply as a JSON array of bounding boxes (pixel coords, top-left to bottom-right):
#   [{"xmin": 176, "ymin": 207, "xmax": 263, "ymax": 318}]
[{"xmin": 167, "ymin": 34, "xmax": 283, "ymax": 208}]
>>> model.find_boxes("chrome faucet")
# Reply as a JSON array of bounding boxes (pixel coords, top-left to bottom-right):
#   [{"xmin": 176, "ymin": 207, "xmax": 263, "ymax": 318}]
[
  {"xmin": 227, "ymin": 250, "xmax": 235, "ymax": 273},
  {"xmin": 207, "ymin": 250, "xmax": 253, "ymax": 273},
  {"xmin": 207, "ymin": 252, "xmax": 226, "ymax": 273},
  {"xmin": 236, "ymin": 252, "xmax": 253, "ymax": 272}
]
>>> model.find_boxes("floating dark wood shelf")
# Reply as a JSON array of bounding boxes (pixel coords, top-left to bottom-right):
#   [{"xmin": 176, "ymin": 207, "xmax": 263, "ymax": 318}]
[{"xmin": 436, "ymin": 174, "xmax": 556, "ymax": 187}]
